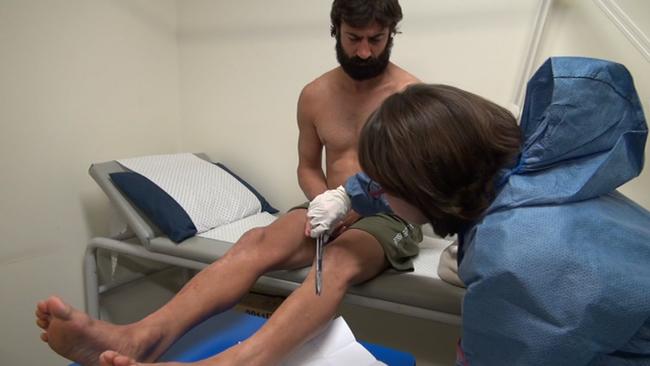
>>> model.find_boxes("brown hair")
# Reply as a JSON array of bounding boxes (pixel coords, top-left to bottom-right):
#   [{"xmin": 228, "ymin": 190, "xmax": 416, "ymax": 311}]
[
  {"xmin": 359, "ymin": 84, "xmax": 521, "ymax": 237},
  {"xmin": 330, "ymin": 0, "xmax": 403, "ymax": 37}
]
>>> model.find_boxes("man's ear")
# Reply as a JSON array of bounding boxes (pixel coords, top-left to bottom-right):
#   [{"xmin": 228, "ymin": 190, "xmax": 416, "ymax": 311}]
[{"xmin": 330, "ymin": 25, "xmax": 338, "ymax": 38}]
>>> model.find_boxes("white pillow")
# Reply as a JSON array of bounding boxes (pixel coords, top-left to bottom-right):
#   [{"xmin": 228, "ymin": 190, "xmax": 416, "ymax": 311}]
[{"xmin": 117, "ymin": 153, "xmax": 261, "ymax": 234}]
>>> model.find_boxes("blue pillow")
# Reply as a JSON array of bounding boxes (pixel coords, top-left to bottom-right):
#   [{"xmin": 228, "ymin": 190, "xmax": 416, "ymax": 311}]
[
  {"xmin": 110, "ymin": 172, "xmax": 197, "ymax": 242},
  {"xmin": 215, "ymin": 163, "xmax": 279, "ymax": 214}
]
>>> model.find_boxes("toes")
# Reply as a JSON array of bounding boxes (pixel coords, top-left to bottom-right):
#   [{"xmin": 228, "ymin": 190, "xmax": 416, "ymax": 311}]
[
  {"xmin": 114, "ymin": 354, "xmax": 137, "ymax": 366},
  {"xmin": 36, "ymin": 318, "xmax": 49, "ymax": 330},
  {"xmin": 48, "ymin": 296, "xmax": 72, "ymax": 320},
  {"xmin": 99, "ymin": 350, "xmax": 117, "ymax": 366},
  {"xmin": 100, "ymin": 351, "xmax": 136, "ymax": 366},
  {"xmin": 36, "ymin": 301, "xmax": 50, "ymax": 324},
  {"xmin": 40, "ymin": 332, "xmax": 48, "ymax": 342},
  {"xmin": 37, "ymin": 300, "xmax": 50, "ymax": 316}
]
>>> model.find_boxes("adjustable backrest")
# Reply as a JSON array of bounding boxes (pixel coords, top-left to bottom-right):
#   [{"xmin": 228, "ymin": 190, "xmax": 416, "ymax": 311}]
[{"xmin": 88, "ymin": 153, "xmax": 211, "ymax": 246}]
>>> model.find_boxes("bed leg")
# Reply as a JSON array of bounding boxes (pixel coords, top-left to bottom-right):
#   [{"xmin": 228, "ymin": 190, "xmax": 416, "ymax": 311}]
[{"xmin": 84, "ymin": 241, "xmax": 100, "ymax": 319}]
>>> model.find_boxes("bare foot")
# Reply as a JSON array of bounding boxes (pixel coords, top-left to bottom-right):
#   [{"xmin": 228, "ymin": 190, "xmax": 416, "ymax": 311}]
[
  {"xmin": 99, "ymin": 350, "xmax": 173, "ymax": 366},
  {"xmin": 99, "ymin": 350, "xmax": 188, "ymax": 366},
  {"xmin": 36, "ymin": 296, "xmax": 166, "ymax": 366},
  {"xmin": 98, "ymin": 342, "xmax": 263, "ymax": 366}
]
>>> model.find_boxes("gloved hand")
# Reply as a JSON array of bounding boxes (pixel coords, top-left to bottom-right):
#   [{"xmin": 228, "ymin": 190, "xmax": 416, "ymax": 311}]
[{"xmin": 307, "ymin": 185, "xmax": 351, "ymax": 238}]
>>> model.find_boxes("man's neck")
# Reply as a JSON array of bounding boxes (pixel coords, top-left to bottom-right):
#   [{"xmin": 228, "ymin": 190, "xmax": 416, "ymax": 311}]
[{"xmin": 339, "ymin": 63, "xmax": 393, "ymax": 93}]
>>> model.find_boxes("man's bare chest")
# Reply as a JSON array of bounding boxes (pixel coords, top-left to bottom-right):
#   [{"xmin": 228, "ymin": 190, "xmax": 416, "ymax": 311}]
[{"xmin": 316, "ymin": 103, "xmax": 378, "ymax": 152}]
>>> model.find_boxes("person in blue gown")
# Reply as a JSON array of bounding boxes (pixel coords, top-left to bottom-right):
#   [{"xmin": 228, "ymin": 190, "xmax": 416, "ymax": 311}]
[{"xmin": 310, "ymin": 57, "xmax": 650, "ymax": 365}]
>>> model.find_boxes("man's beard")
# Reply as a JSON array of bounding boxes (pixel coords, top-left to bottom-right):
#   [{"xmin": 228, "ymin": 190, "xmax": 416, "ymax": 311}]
[{"xmin": 336, "ymin": 36, "xmax": 392, "ymax": 81}]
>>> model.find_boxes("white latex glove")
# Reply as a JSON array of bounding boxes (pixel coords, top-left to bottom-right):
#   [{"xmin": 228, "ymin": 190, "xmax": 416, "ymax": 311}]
[{"xmin": 307, "ymin": 185, "xmax": 351, "ymax": 238}]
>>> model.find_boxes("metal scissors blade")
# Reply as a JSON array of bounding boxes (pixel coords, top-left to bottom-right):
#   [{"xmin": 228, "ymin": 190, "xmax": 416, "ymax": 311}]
[{"xmin": 315, "ymin": 234, "xmax": 327, "ymax": 295}]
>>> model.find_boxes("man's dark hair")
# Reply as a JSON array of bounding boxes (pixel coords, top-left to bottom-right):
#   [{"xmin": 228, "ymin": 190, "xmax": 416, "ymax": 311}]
[
  {"xmin": 359, "ymin": 84, "xmax": 522, "ymax": 237},
  {"xmin": 330, "ymin": 0, "xmax": 403, "ymax": 37}
]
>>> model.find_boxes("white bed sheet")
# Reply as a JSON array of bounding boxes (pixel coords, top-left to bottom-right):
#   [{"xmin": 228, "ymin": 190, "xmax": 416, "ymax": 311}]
[{"xmin": 198, "ymin": 212, "xmax": 277, "ymax": 243}]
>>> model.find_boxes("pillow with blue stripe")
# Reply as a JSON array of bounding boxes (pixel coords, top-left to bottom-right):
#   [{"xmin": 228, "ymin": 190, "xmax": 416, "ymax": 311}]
[
  {"xmin": 215, "ymin": 163, "xmax": 278, "ymax": 215},
  {"xmin": 110, "ymin": 164, "xmax": 277, "ymax": 243}
]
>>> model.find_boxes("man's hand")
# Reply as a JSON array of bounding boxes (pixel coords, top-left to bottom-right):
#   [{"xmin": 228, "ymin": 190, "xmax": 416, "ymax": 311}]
[{"xmin": 305, "ymin": 186, "xmax": 351, "ymax": 238}]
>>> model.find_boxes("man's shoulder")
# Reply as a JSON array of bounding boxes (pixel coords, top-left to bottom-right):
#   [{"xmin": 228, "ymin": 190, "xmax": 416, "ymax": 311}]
[
  {"xmin": 303, "ymin": 68, "xmax": 341, "ymax": 92},
  {"xmin": 387, "ymin": 63, "xmax": 420, "ymax": 91},
  {"xmin": 299, "ymin": 68, "xmax": 342, "ymax": 104}
]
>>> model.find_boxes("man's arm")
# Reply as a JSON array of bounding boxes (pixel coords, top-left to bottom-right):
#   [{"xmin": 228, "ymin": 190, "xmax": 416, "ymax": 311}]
[{"xmin": 296, "ymin": 87, "xmax": 328, "ymax": 200}]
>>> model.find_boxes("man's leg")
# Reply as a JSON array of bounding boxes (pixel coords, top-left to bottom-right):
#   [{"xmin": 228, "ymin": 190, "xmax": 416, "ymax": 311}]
[
  {"xmin": 98, "ymin": 228, "xmax": 389, "ymax": 366},
  {"xmin": 232, "ymin": 229, "xmax": 389, "ymax": 365},
  {"xmin": 35, "ymin": 209, "xmax": 316, "ymax": 366}
]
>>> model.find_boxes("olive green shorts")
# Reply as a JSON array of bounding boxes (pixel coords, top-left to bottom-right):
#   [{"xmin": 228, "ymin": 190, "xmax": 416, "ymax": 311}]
[{"xmin": 291, "ymin": 202, "xmax": 422, "ymax": 271}]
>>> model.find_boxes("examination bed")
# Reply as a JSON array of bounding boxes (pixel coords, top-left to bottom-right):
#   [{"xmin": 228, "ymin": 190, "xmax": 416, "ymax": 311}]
[{"xmin": 84, "ymin": 153, "xmax": 465, "ymax": 325}]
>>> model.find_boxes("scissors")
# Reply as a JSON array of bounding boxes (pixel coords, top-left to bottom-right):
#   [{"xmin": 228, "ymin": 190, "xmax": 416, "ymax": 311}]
[{"xmin": 315, "ymin": 233, "xmax": 329, "ymax": 295}]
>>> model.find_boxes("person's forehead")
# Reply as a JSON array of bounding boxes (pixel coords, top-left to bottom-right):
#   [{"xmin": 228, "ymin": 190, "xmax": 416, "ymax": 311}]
[{"xmin": 340, "ymin": 21, "xmax": 388, "ymax": 36}]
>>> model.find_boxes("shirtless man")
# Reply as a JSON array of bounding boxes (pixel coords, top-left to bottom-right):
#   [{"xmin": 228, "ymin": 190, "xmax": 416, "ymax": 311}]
[{"xmin": 35, "ymin": 1, "xmax": 420, "ymax": 365}]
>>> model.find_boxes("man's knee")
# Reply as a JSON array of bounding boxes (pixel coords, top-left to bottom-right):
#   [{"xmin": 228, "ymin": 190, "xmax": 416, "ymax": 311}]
[
  {"xmin": 222, "ymin": 226, "xmax": 287, "ymax": 275},
  {"xmin": 228, "ymin": 221, "xmax": 308, "ymax": 268},
  {"xmin": 227, "ymin": 226, "xmax": 268, "ymax": 259},
  {"xmin": 321, "ymin": 238, "xmax": 385, "ymax": 288},
  {"xmin": 240, "ymin": 226, "xmax": 267, "ymax": 245}
]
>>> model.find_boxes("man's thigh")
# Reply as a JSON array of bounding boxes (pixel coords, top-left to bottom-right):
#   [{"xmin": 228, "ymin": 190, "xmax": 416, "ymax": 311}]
[
  {"xmin": 348, "ymin": 213, "xmax": 422, "ymax": 272},
  {"xmin": 314, "ymin": 212, "xmax": 423, "ymax": 285},
  {"xmin": 322, "ymin": 228, "xmax": 390, "ymax": 286}
]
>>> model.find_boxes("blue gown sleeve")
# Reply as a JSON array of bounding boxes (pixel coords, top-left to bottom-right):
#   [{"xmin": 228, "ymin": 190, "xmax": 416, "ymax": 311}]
[{"xmin": 344, "ymin": 172, "xmax": 392, "ymax": 216}]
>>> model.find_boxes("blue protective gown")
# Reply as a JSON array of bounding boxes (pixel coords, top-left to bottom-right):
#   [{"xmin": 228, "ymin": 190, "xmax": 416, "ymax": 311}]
[
  {"xmin": 457, "ymin": 57, "xmax": 650, "ymax": 365},
  {"xmin": 345, "ymin": 172, "xmax": 392, "ymax": 216}
]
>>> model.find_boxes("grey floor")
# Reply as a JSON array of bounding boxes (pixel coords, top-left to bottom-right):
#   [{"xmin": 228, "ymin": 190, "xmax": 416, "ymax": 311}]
[{"xmin": 100, "ymin": 267, "xmax": 460, "ymax": 366}]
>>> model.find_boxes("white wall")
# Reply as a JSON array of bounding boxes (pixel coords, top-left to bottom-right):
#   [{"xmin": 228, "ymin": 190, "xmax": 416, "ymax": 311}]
[
  {"xmin": 177, "ymin": 1, "xmax": 333, "ymax": 210},
  {"xmin": 0, "ymin": 1, "xmax": 181, "ymax": 364},
  {"xmin": 176, "ymin": 0, "xmax": 541, "ymax": 211},
  {"xmin": 175, "ymin": 0, "xmax": 650, "ymax": 211}
]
